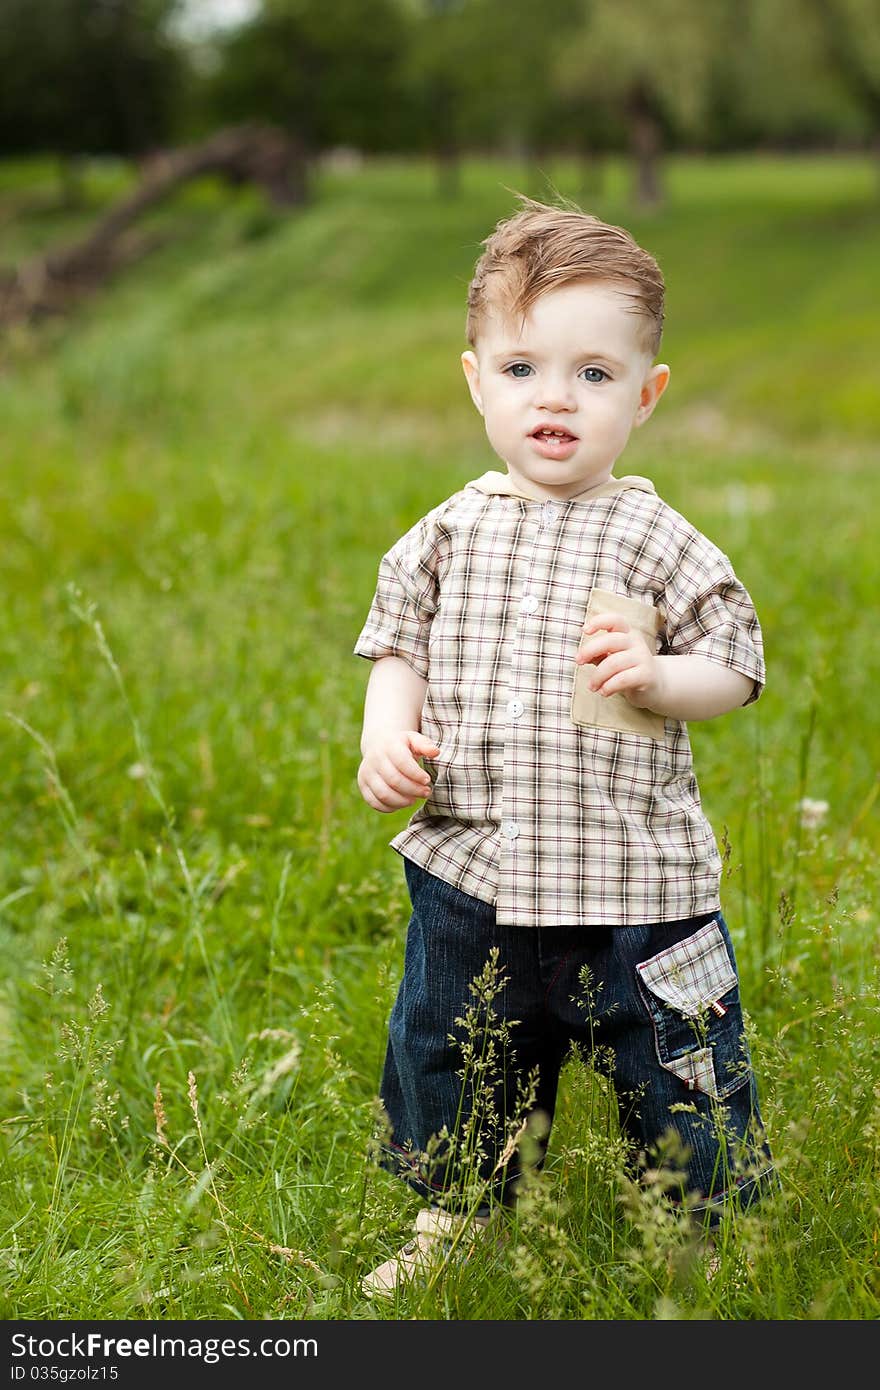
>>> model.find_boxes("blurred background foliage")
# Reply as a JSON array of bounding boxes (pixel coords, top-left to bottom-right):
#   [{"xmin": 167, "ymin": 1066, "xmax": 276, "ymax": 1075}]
[{"xmin": 0, "ymin": 0, "xmax": 878, "ymax": 210}]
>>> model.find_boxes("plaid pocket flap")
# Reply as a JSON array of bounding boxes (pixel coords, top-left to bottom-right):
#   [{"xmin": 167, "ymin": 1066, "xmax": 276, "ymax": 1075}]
[
  {"xmin": 661, "ymin": 1045, "xmax": 717, "ymax": 1095},
  {"xmin": 636, "ymin": 921, "xmax": 737, "ymax": 1017}
]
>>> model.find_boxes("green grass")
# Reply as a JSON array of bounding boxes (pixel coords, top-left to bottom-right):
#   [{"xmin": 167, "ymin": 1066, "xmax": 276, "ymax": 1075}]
[{"xmin": 0, "ymin": 153, "xmax": 878, "ymax": 1320}]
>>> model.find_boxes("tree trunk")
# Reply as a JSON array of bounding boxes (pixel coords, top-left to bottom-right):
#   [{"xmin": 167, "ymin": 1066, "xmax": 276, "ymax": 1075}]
[
  {"xmin": 435, "ymin": 143, "xmax": 461, "ymax": 199},
  {"xmin": 628, "ymin": 84, "xmax": 663, "ymax": 210},
  {"xmin": 57, "ymin": 156, "xmax": 86, "ymax": 211},
  {"xmin": 528, "ymin": 140, "xmax": 556, "ymax": 200},
  {"xmin": 578, "ymin": 146, "xmax": 604, "ymax": 205},
  {"xmin": 431, "ymin": 81, "xmax": 460, "ymax": 199}
]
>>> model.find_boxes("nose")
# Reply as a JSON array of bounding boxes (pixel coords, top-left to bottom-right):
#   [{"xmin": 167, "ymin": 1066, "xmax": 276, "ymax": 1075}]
[{"xmin": 535, "ymin": 376, "xmax": 576, "ymax": 412}]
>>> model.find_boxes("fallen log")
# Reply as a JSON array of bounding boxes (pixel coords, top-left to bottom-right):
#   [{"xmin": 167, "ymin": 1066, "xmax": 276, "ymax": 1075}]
[{"xmin": 0, "ymin": 123, "xmax": 306, "ymax": 327}]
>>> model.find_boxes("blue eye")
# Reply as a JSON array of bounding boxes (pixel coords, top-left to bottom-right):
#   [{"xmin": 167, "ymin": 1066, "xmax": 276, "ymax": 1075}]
[
  {"xmin": 580, "ymin": 367, "xmax": 608, "ymax": 384},
  {"xmin": 505, "ymin": 362, "xmax": 533, "ymax": 378}
]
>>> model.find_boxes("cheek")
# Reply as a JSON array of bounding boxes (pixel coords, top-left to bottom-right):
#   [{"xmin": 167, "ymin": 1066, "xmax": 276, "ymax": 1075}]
[
  {"xmin": 480, "ymin": 394, "xmax": 518, "ymax": 437},
  {"xmin": 483, "ymin": 418, "xmax": 512, "ymax": 456},
  {"xmin": 594, "ymin": 395, "xmax": 639, "ymax": 440}
]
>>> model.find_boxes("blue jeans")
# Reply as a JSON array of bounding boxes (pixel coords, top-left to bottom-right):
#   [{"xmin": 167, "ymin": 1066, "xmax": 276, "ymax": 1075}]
[{"xmin": 378, "ymin": 860, "xmax": 775, "ymax": 1227}]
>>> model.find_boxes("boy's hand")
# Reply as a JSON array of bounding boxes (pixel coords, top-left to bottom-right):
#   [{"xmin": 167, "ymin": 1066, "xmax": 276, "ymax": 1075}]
[
  {"xmin": 357, "ymin": 730, "xmax": 440, "ymax": 813},
  {"xmin": 575, "ymin": 612, "xmax": 662, "ymax": 709}
]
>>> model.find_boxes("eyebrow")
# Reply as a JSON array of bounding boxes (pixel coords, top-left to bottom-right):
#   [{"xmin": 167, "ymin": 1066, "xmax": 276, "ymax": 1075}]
[{"xmin": 490, "ymin": 349, "xmax": 626, "ymax": 369}]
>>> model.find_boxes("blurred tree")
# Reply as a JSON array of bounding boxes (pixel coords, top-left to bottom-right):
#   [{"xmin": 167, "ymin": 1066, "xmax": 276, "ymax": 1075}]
[
  {"xmin": 204, "ymin": 0, "xmax": 408, "ymax": 202},
  {"xmin": 2, "ymin": 0, "xmax": 873, "ymax": 215},
  {"xmin": 556, "ymin": 0, "xmax": 732, "ymax": 207},
  {"xmin": 0, "ymin": 0, "xmax": 186, "ymax": 196},
  {"xmin": 400, "ymin": 0, "xmax": 469, "ymax": 197},
  {"xmin": 452, "ymin": 0, "xmax": 585, "ymax": 169},
  {"xmin": 728, "ymin": 2, "xmax": 871, "ymax": 154},
  {"xmin": 809, "ymin": 0, "xmax": 880, "ymax": 161},
  {"xmin": 402, "ymin": 0, "xmax": 596, "ymax": 198}
]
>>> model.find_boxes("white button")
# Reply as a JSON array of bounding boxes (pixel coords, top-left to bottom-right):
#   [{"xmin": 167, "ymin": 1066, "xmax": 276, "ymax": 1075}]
[
  {"xmin": 506, "ymin": 699, "xmax": 524, "ymax": 718},
  {"xmin": 502, "ymin": 821, "xmax": 520, "ymax": 840},
  {"xmin": 520, "ymin": 595, "xmax": 539, "ymax": 615},
  {"xmin": 542, "ymin": 503, "xmax": 560, "ymax": 523}
]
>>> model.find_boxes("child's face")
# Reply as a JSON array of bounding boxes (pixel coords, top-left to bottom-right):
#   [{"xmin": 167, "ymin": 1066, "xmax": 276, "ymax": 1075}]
[{"xmin": 461, "ymin": 280, "xmax": 670, "ymax": 500}]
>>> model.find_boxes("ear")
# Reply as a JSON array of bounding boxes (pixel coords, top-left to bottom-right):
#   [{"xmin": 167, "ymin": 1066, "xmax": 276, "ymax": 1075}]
[
  {"xmin": 635, "ymin": 363, "xmax": 670, "ymax": 426},
  {"xmin": 461, "ymin": 350, "xmax": 484, "ymax": 415}
]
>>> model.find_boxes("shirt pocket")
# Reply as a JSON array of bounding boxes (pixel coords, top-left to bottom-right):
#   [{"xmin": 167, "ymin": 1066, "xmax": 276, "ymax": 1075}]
[
  {"xmin": 571, "ymin": 588, "xmax": 666, "ymax": 740},
  {"xmin": 635, "ymin": 919, "xmax": 751, "ymax": 1101}
]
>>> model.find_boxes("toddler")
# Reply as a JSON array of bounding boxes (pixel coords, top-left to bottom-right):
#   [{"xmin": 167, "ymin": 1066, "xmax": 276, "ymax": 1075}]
[{"xmin": 354, "ymin": 198, "xmax": 775, "ymax": 1297}]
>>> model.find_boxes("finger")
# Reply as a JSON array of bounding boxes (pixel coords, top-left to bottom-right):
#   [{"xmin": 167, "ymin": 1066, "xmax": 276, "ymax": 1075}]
[
  {"xmin": 358, "ymin": 760, "xmax": 419, "ymax": 804},
  {"xmin": 361, "ymin": 785, "xmax": 393, "ymax": 812},
  {"xmin": 589, "ymin": 651, "xmax": 643, "ymax": 692},
  {"xmin": 408, "ymin": 733, "xmax": 441, "ymax": 758},
  {"xmin": 597, "ymin": 670, "xmax": 647, "ymax": 698},
  {"xmin": 365, "ymin": 776, "xmax": 420, "ymax": 812},
  {"xmin": 389, "ymin": 750, "xmax": 433, "ymax": 783},
  {"xmin": 378, "ymin": 761, "xmax": 431, "ymax": 798},
  {"xmin": 576, "ymin": 630, "xmax": 632, "ymax": 666},
  {"xmin": 582, "ymin": 612, "xmax": 630, "ymax": 636},
  {"xmin": 402, "ymin": 752, "xmax": 435, "ymax": 784}
]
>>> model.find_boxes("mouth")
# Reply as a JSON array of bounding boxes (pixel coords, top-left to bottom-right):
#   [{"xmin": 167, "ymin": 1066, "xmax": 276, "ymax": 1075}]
[{"xmin": 529, "ymin": 426, "xmax": 579, "ymax": 459}]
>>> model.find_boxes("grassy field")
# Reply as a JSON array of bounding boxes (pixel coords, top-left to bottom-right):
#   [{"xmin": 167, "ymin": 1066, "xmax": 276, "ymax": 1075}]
[{"xmin": 0, "ymin": 153, "xmax": 878, "ymax": 1321}]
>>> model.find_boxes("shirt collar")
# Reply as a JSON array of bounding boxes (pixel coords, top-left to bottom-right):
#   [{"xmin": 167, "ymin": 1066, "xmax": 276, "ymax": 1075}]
[{"xmin": 464, "ymin": 470, "xmax": 656, "ymax": 503}]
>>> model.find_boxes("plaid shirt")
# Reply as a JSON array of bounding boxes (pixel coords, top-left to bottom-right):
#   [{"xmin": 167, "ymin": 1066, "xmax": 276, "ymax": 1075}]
[{"xmin": 354, "ymin": 471, "xmax": 764, "ymax": 927}]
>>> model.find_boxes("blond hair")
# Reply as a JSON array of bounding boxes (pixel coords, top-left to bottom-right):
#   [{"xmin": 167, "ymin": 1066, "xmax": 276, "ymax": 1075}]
[{"xmin": 465, "ymin": 196, "xmax": 665, "ymax": 356}]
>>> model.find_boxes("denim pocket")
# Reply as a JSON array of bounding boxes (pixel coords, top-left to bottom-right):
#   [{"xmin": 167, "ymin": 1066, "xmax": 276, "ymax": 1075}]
[
  {"xmin": 571, "ymin": 589, "xmax": 666, "ymax": 739},
  {"xmin": 635, "ymin": 919, "xmax": 751, "ymax": 1101}
]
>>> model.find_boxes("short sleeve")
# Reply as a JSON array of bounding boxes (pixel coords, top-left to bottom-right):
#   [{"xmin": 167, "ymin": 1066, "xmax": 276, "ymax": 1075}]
[
  {"xmin": 661, "ymin": 532, "xmax": 765, "ymax": 705},
  {"xmin": 353, "ymin": 510, "xmax": 443, "ymax": 680}
]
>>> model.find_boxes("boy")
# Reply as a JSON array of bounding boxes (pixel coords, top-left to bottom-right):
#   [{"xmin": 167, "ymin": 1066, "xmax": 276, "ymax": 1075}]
[{"xmin": 354, "ymin": 198, "xmax": 775, "ymax": 1297}]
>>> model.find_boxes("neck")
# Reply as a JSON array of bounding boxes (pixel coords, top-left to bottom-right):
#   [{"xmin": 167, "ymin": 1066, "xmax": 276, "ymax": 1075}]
[{"xmin": 504, "ymin": 470, "xmax": 616, "ymax": 502}]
